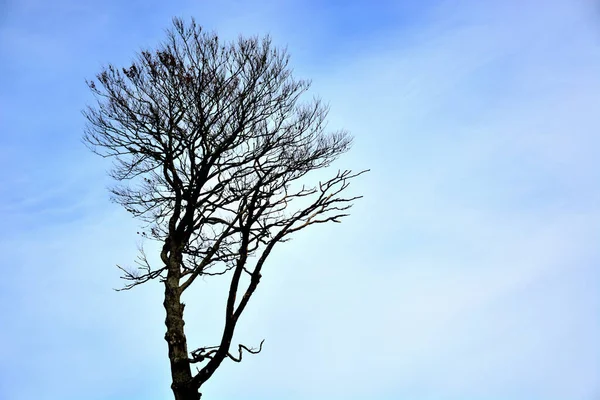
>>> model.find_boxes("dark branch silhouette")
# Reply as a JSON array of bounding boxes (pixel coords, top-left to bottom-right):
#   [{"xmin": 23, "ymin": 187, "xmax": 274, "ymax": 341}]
[{"xmin": 83, "ymin": 17, "xmax": 366, "ymax": 400}]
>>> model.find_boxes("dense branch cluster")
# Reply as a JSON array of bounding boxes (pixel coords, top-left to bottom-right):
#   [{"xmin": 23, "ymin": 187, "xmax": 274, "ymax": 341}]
[{"xmin": 84, "ymin": 17, "xmax": 364, "ymax": 399}]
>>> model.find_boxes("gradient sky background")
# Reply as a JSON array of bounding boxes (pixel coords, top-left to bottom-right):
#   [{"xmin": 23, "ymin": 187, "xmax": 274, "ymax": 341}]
[{"xmin": 1, "ymin": 0, "xmax": 600, "ymax": 399}]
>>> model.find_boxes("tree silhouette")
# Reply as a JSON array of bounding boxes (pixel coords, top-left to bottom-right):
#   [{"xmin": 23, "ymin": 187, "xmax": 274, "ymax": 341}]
[{"xmin": 83, "ymin": 17, "xmax": 365, "ymax": 400}]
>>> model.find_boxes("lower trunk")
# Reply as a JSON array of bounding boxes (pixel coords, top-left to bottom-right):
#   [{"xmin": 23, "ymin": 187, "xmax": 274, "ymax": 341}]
[
  {"xmin": 172, "ymin": 385, "xmax": 201, "ymax": 400},
  {"xmin": 164, "ymin": 275, "xmax": 201, "ymax": 400}
]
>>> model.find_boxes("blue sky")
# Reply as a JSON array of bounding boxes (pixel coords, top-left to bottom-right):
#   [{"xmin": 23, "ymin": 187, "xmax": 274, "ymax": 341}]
[{"xmin": 1, "ymin": 0, "xmax": 599, "ymax": 399}]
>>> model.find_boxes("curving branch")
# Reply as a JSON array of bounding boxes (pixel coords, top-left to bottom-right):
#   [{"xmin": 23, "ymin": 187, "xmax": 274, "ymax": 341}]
[{"xmin": 189, "ymin": 339, "xmax": 264, "ymax": 365}]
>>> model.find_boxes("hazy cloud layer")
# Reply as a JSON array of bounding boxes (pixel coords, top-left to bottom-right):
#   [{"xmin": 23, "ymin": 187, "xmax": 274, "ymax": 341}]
[{"xmin": 1, "ymin": 0, "xmax": 598, "ymax": 399}]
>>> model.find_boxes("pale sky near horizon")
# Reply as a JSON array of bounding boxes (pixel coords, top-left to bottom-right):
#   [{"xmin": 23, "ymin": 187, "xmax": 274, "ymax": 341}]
[{"xmin": 1, "ymin": 0, "xmax": 599, "ymax": 399}]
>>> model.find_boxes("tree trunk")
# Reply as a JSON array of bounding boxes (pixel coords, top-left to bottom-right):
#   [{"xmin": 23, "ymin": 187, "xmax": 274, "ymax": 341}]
[{"xmin": 164, "ymin": 261, "xmax": 200, "ymax": 400}]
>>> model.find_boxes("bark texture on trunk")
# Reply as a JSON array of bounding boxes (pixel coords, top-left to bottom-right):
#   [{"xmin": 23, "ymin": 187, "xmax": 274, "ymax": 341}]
[{"xmin": 164, "ymin": 253, "xmax": 201, "ymax": 400}]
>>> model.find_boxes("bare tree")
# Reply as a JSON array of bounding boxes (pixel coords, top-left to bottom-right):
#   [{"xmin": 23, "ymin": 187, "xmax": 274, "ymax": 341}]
[{"xmin": 83, "ymin": 17, "xmax": 366, "ymax": 400}]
